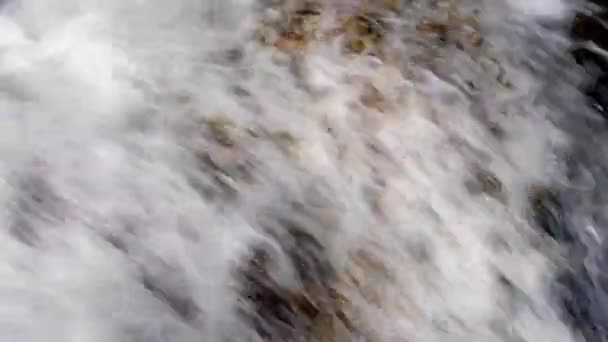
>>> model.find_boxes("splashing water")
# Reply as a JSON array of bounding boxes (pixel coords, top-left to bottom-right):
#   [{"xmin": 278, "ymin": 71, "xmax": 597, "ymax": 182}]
[{"xmin": 0, "ymin": 0, "xmax": 601, "ymax": 341}]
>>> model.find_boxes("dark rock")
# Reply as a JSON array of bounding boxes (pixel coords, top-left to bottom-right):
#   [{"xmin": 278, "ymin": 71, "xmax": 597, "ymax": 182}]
[
  {"xmin": 238, "ymin": 244, "xmax": 316, "ymax": 341},
  {"xmin": 464, "ymin": 168, "xmax": 504, "ymax": 201},
  {"xmin": 556, "ymin": 270, "xmax": 608, "ymax": 342},
  {"xmin": 572, "ymin": 48, "xmax": 608, "ymax": 74},
  {"xmin": 529, "ymin": 187, "xmax": 575, "ymax": 243},
  {"xmin": 279, "ymin": 219, "xmax": 333, "ymax": 287},
  {"xmin": 588, "ymin": 74, "xmax": 608, "ymax": 116},
  {"xmin": 571, "ymin": 14, "xmax": 608, "ymax": 50},
  {"xmin": 589, "ymin": 0, "xmax": 608, "ymax": 9},
  {"xmin": 237, "ymin": 221, "xmax": 356, "ymax": 341}
]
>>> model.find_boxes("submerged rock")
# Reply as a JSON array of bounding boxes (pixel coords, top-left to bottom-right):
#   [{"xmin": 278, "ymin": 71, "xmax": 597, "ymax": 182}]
[
  {"xmin": 237, "ymin": 224, "xmax": 361, "ymax": 341},
  {"xmin": 529, "ymin": 187, "xmax": 575, "ymax": 244},
  {"xmin": 465, "ymin": 168, "xmax": 504, "ymax": 200},
  {"xmin": 556, "ymin": 269, "xmax": 608, "ymax": 342}
]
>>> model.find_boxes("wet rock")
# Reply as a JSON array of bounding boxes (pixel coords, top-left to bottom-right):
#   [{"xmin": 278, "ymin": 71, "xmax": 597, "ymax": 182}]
[
  {"xmin": 291, "ymin": 7, "xmax": 322, "ymax": 37},
  {"xmin": 277, "ymin": 219, "xmax": 335, "ymax": 289},
  {"xmin": 275, "ymin": 31, "xmax": 308, "ymax": 52},
  {"xmin": 464, "ymin": 168, "xmax": 504, "ymax": 200},
  {"xmin": 417, "ymin": 20, "xmax": 448, "ymax": 43},
  {"xmin": 239, "ymin": 247, "xmax": 302, "ymax": 340},
  {"xmin": 225, "ymin": 48, "xmax": 244, "ymax": 64},
  {"xmin": 416, "ymin": 9, "xmax": 483, "ymax": 51},
  {"xmin": 192, "ymin": 150, "xmax": 255, "ymax": 200},
  {"xmin": 384, "ymin": 0, "xmax": 401, "ymax": 13},
  {"xmin": 569, "ymin": 6, "xmax": 608, "ymax": 118},
  {"xmin": 258, "ymin": 2, "xmax": 324, "ymax": 53},
  {"xmin": 344, "ymin": 38, "xmax": 369, "ymax": 54},
  {"xmin": 256, "ymin": 25, "xmax": 280, "ymax": 46},
  {"xmin": 342, "ymin": 14, "xmax": 386, "ymax": 56},
  {"xmin": 588, "ymin": 74, "xmax": 608, "ymax": 116},
  {"xmin": 478, "ymin": 171, "xmax": 503, "ymax": 197},
  {"xmin": 140, "ymin": 267, "xmax": 202, "ymax": 324},
  {"xmin": 556, "ymin": 270, "xmax": 608, "ymax": 342},
  {"xmin": 207, "ymin": 117, "xmax": 237, "ymax": 148},
  {"xmin": 588, "ymin": 0, "xmax": 608, "ymax": 7},
  {"xmin": 488, "ymin": 123, "xmax": 506, "ymax": 140},
  {"xmin": 342, "ymin": 14, "xmax": 385, "ymax": 42},
  {"xmin": 270, "ymin": 131, "xmax": 298, "ymax": 158},
  {"xmin": 344, "ymin": 249, "xmax": 393, "ymax": 307},
  {"xmin": 360, "ymin": 84, "xmax": 388, "ymax": 112},
  {"xmin": 255, "ymin": 4, "xmax": 393, "ymax": 58},
  {"xmin": 571, "ymin": 14, "xmax": 608, "ymax": 50},
  {"xmin": 238, "ymin": 224, "xmax": 359, "ymax": 341},
  {"xmin": 572, "ymin": 47, "xmax": 608, "ymax": 74},
  {"xmin": 529, "ymin": 187, "xmax": 575, "ymax": 243}
]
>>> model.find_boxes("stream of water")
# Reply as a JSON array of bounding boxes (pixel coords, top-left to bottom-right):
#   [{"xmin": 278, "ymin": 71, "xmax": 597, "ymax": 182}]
[{"xmin": 0, "ymin": 0, "xmax": 604, "ymax": 341}]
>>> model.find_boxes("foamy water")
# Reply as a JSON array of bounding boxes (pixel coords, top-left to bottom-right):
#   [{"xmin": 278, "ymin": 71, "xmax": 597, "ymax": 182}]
[{"xmin": 0, "ymin": 0, "xmax": 599, "ymax": 341}]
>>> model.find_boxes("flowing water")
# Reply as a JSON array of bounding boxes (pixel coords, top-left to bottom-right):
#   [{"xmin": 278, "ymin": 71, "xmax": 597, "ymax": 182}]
[{"xmin": 0, "ymin": 0, "xmax": 604, "ymax": 341}]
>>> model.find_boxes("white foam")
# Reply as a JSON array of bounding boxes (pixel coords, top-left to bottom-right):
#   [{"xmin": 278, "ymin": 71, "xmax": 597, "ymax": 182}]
[{"xmin": 506, "ymin": 0, "xmax": 571, "ymax": 19}]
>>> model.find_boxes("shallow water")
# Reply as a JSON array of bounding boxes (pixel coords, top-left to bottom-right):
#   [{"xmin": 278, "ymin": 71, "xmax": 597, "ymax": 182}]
[{"xmin": 0, "ymin": 0, "xmax": 602, "ymax": 341}]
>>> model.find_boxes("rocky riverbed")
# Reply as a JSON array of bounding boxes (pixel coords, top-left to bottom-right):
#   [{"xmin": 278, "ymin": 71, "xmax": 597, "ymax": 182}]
[{"xmin": 0, "ymin": 0, "xmax": 605, "ymax": 341}]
